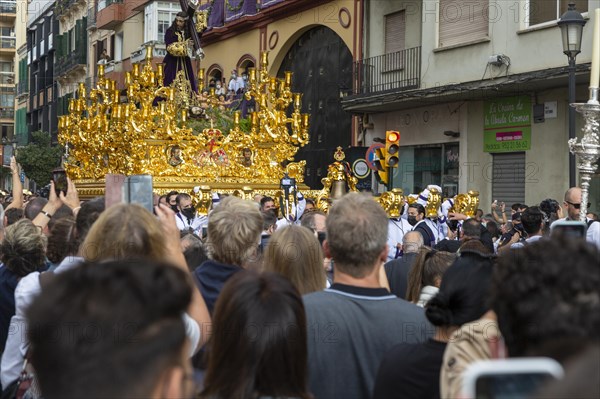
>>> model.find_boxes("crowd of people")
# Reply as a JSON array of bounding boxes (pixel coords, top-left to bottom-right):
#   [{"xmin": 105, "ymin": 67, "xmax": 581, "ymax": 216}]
[{"xmin": 0, "ymin": 157, "xmax": 599, "ymax": 398}]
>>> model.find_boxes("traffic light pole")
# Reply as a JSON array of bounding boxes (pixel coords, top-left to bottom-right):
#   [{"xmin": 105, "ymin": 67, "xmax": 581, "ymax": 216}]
[{"xmin": 387, "ymin": 166, "xmax": 393, "ymax": 191}]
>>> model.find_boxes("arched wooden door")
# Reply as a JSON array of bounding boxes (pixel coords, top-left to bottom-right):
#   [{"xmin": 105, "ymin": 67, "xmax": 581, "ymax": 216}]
[{"xmin": 278, "ymin": 26, "xmax": 353, "ymax": 189}]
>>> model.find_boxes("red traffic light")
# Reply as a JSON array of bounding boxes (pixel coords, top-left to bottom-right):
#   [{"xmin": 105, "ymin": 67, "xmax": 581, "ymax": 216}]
[{"xmin": 387, "ymin": 131, "xmax": 400, "ymax": 142}]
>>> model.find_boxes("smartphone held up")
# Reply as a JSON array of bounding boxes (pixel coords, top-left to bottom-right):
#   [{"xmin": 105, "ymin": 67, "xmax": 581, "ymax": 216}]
[{"xmin": 52, "ymin": 168, "xmax": 68, "ymax": 197}]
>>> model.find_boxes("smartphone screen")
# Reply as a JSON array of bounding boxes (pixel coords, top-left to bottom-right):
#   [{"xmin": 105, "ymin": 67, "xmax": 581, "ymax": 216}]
[
  {"xmin": 551, "ymin": 221, "xmax": 587, "ymax": 239},
  {"xmin": 52, "ymin": 169, "xmax": 68, "ymax": 196},
  {"xmin": 123, "ymin": 175, "xmax": 154, "ymax": 214},
  {"xmin": 475, "ymin": 372, "xmax": 558, "ymax": 399}
]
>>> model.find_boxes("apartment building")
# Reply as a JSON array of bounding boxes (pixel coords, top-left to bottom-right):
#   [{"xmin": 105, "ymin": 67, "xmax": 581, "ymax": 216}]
[
  {"xmin": 0, "ymin": 0, "xmax": 17, "ymax": 146},
  {"xmin": 54, "ymin": 0, "xmax": 88, "ymax": 132},
  {"xmin": 343, "ymin": 0, "xmax": 599, "ymax": 211},
  {"xmin": 27, "ymin": 1, "xmax": 59, "ymax": 142}
]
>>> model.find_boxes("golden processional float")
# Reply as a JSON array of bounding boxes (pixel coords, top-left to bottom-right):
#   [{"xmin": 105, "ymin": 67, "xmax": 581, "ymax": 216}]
[
  {"xmin": 58, "ymin": 49, "xmax": 311, "ymax": 203},
  {"xmin": 57, "ymin": 46, "xmax": 480, "ymax": 218}
]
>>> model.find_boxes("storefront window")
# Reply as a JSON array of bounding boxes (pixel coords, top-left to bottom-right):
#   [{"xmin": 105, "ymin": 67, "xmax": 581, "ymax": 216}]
[{"xmin": 393, "ymin": 143, "xmax": 459, "ymax": 196}]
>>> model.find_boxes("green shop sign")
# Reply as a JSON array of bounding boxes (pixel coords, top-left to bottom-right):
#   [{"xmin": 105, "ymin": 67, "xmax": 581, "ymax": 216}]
[{"xmin": 484, "ymin": 96, "xmax": 531, "ymax": 152}]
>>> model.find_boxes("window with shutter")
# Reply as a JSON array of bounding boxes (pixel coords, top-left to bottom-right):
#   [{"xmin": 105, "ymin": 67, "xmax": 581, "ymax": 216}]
[
  {"xmin": 528, "ymin": 0, "xmax": 588, "ymax": 27},
  {"xmin": 384, "ymin": 10, "xmax": 405, "ymax": 72},
  {"xmin": 439, "ymin": 0, "xmax": 489, "ymax": 48}
]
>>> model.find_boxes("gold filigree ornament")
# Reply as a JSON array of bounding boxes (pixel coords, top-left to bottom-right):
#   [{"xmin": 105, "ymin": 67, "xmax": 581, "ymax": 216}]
[{"xmin": 58, "ymin": 48, "xmax": 311, "ymax": 196}]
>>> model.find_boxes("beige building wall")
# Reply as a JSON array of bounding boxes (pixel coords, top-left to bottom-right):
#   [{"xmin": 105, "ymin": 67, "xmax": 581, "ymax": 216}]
[{"xmin": 419, "ymin": 0, "xmax": 599, "ymax": 88}]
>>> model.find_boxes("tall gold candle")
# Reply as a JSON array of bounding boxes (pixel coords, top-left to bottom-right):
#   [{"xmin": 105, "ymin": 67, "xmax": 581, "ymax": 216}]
[
  {"xmin": 78, "ymin": 82, "xmax": 86, "ymax": 99},
  {"xmin": 261, "ymin": 51, "xmax": 269, "ymax": 69},
  {"xmin": 285, "ymin": 71, "xmax": 293, "ymax": 87},
  {"xmin": 250, "ymin": 112, "xmax": 258, "ymax": 126},
  {"xmin": 113, "ymin": 90, "xmax": 120, "ymax": 103},
  {"xmin": 98, "ymin": 64, "xmax": 105, "ymax": 78},
  {"xmin": 199, "ymin": 68, "xmax": 205, "ymax": 80},
  {"xmin": 233, "ymin": 111, "xmax": 240, "ymax": 126},
  {"xmin": 302, "ymin": 114, "xmax": 309, "ymax": 128},
  {"xmin": 157, "ymin": 64, "xmax": 164, "ymax": 82},
  {"xmin": 132, "ymin": 63, "xmax": 140, "ymax": 77},
  {"xmin": 249, "ymin": 68, "xmax": 256, "ymax": 83},
  {"xmin": 294, "ymin": 93, "xmax": 302, "ymax": 109},
  {"xmin": 181, "ymin": 109, "xmax": 187, "ymax": 122}
]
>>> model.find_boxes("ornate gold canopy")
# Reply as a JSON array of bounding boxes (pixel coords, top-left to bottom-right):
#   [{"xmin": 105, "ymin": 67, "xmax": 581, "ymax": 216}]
[{"xmin": 58, "ymin": 48, "xmax": 310, "ymax": 197}]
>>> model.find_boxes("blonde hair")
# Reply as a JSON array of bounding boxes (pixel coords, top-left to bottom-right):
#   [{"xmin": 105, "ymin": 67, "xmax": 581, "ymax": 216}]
[
  {"xmin": 0, "ymin": 218, "xmax": 47, "ymax": 277},
  {"xmin": 81, "ymin": 204, "xmax": 167, "ymax": 262},
  {"xmin": 206, "ymin": 196, "xmax": 262, "ymax": 267},
  {"xmin": 263, "ymin": 225, "xmax": 326, "ymax": 295}
]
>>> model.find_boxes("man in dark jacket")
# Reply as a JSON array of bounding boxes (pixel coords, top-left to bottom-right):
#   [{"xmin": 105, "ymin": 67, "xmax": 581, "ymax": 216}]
[{"xmin": 384, "ymin": 231, "xmax": 423, "ymax": 298}]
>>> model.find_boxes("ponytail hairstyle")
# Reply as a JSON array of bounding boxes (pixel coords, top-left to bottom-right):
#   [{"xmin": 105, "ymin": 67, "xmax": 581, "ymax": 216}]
[
  {"xmin": 406, "ymin": 247, "xmax": 455, "ymax": 303},
  {"xmin": 425, "ymin": 252, "xmax": 494, "ymax": 327}
]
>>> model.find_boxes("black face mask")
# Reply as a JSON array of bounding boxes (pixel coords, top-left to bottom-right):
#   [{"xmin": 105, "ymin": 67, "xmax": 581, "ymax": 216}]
[
  {"xmin": 171, "ymin": 204, "xmax": 179, "ymax": 213},
  {"xmin": 181, "ymin": 208, "xmax": 195, "ymax": 220},
  {"xmin": 407, "ymin": 216, "xmax": 418, "ymax": 226}
]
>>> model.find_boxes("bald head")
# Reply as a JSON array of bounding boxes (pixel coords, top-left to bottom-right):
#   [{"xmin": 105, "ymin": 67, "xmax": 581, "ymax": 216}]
[
  {"xmin": 402, "ymin": 231, "xmax": 423, "ymax": 254},
  {"xmin": 564, "ymin": 187, "xmax": 583, "ymax": 220}
]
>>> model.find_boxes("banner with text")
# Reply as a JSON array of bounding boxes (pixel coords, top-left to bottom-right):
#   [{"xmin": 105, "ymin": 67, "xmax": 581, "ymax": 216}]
[{"xmin": 484, "ymin": 96, "xmax": 531, "ymax": 153}]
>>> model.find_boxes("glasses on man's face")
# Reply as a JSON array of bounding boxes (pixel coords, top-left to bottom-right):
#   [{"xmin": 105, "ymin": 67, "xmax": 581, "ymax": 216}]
[{"xmin": 565, "ymin": 200, "xmax": 591, "ymax": 210}]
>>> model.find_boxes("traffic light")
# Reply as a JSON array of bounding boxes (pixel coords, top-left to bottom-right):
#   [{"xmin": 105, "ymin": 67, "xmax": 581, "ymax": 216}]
[
  {"xmin": 375, "ymin": 147, "xmax": 388, "ymax": 185},
  {"xmin": 385, "ymin": 130, "xmax": 400, "ymax": 168}
]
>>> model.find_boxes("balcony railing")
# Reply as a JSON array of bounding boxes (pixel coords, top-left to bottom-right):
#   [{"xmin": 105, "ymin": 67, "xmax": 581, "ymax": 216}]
[
  {"xmin": 0, "ymin": 37, "xmax": 16, "ymax": 49},
  {"xmin": 0, "ymin": 108, "xmax": 14, "ymax": 119},
  {"xmin": 351, "ymin": 46, "xmax": 421, "ymax": 96},
  {"xmin": 0, "ymin": 1, "xmax": 17, "ymax": 14},
  {"xmin": 17, "ymin": 80, "xmax": 27, "ymax": 96},
  {"xmin": 55, "ymin": 50, "xmax": 86, "ymax": 77},
  {"xmin": 87, "ymin": 3, "xmax": 96, "ymax": 29}
]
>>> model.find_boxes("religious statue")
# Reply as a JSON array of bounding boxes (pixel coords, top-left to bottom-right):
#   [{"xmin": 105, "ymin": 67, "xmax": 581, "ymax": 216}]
[{"xmin": 164, "ymin": 12, "xmax": 198, "ymax": 94}]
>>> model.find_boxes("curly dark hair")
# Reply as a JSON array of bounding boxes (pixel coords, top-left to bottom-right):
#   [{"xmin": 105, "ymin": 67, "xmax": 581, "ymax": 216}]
[{"xmin": 490, "ymin": 236, "xmax": 600, "ymax": 361}]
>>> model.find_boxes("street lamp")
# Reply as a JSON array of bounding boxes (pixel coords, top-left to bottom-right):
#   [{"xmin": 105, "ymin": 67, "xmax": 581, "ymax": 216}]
[{"xmin": 558, "ymin": 2, "xmax": 586, "ymax": 188}]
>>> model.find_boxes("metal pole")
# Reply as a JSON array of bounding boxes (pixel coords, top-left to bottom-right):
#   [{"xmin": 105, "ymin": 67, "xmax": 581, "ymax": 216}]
[
  {"xmin": 568, "ymin": 56, "xmax": 577, "ymax": 188},
  {"xmin": 387, "ymin": 166, "xmax": 393, "ymax": 191}
]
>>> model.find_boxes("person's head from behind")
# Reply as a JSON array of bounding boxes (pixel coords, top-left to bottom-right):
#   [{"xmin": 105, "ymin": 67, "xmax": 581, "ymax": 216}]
[
  {"xmin": 491, "ymin": 236, "xmax": 600, "ymax": 362},
  {"xmin": 426, "ymin": 252, "xmax": 494, "ymax": 336},
  {"xmin": 475, "ymin": 209, "xmax": 484, "ymax": 221},
  {"xmin": 521, "ymin": 205, "xmax": 545, "ymax": 237},
  {"xmin": 74, "ymin": 196, "xmax": 105, "ymax": 250},
  {"xmin": 325, "ymin": 193, "xmax": 388, "ymax": 278},
  {"xmin": 24, "ymin": 197, "xmax": 48, "ymax": 220},
  {"xmin": 81, "ymin": 203, "xmax": 167, "ymax": 262},
  {"xmin": 203, "ymin": 272, "xmax": 310, "ymax": 399},
  {"xmin": 5, "ymin": 207, "xmax": 24, "ymax": 226},
  {"xmin": 300, "ymin": 210, "xmax": 326, "ymax": 234},
  {"xmin": 0, "ymin": 219, "xmax": 47, "ymax": 277},
  {"xmin": 206, "ymin": 196, "xmax": 262, "ymax": 267},
  {"xmin": 406, "ymin": 248, "xmax": 455, "ymax": 303},
  {"xmin": 486, "ymin": 220, "xmax": 499, "ymax": 239},
  {"xmin": 264, "ymin": 225, "xmax": 326, "ymax": 294},
  {"xmin": 180, "ymin": 232, "xmax": 207, "ymax": 271},
  {"xmin": 27, "ymin": 259, "xmax": 194, "ymax": 399},
  {"xmin": 511, "ymin": 203, "xmax": 521, "ymax": 215},
  {"xmin": 46, "ymin": 217, "xmax": 78, "ymax": 265},
  {"xmin": 261, "ymin": 210, "xmax": 277, "ymax": 235},
  {"xmin": 461, "ymin": 218, "xmax": 482, "ymax": 240},
  {"xmin": 402, "ymin": 231, "xmax": 424, "ymax": 254}
]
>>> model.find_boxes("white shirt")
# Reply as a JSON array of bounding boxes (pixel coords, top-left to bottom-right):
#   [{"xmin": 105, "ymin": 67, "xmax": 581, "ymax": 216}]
[
  {"xmin": 175, "ymin": 212, "xmax": 208, "ymax": 236},
  {"xmin": 0, "ymin": 256, "xmax": 200, "ymax": 388},
  {"xmin": 510, "ymin": 234, "xmax": 543, "ymax": 249},
  {"xmin": 387, "ymin": 218, "xmax": 412, "ymax": 260}
]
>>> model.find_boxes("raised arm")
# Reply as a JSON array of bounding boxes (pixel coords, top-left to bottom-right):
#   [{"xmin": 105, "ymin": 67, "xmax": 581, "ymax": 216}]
[
  {"xmin": 5, "ymin": 157, "xmax": 23, "ymax": 211},
  {"xmin": 155, "ymin": 203, "xmax": 211, "ymax": 348}
]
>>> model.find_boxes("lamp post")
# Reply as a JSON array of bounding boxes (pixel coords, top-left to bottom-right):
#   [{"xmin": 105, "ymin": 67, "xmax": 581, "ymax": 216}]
[{"xmin": 558, "ymin": 2, "xmax": 586, "ymax": 188}]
